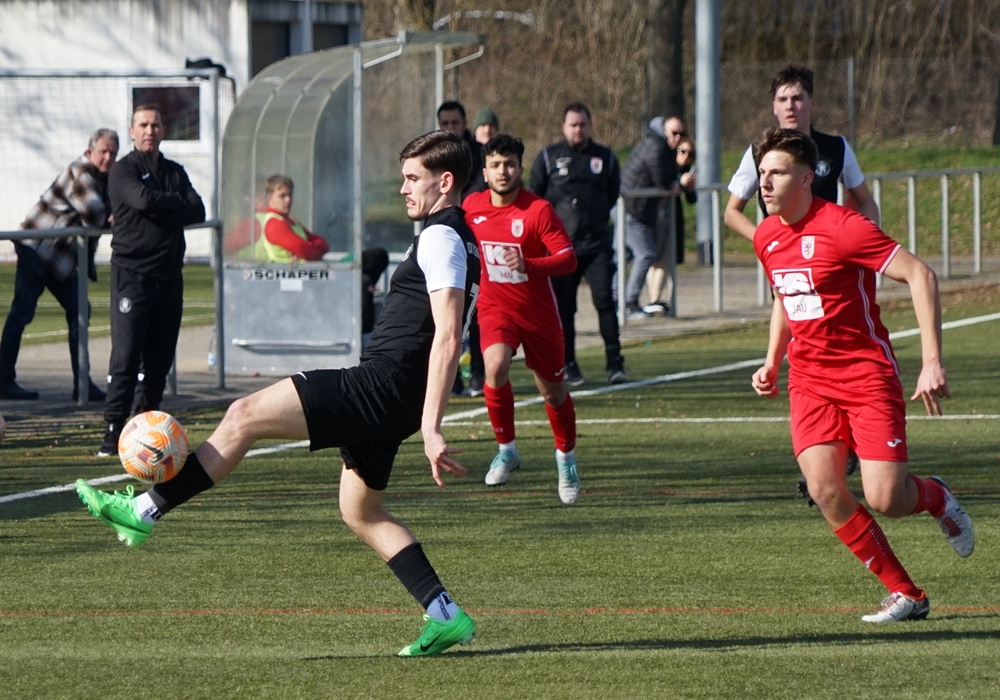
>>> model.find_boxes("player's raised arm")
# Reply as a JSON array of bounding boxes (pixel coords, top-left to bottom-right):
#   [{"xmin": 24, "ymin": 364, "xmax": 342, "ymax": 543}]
[
  {"xmin": 422, "ymin": 286, "xmax": 469, "ymax": 486},
  {"xmin": 724, "ymin": 194, "xmax": 759, "ymax": 242},
  {"xmin": 881, "ymin": 247, "xmax": 949, "ymax": 415},
  {"xmin": 752, "ymin": 293, "xmax": 792, "ymax": 398}
]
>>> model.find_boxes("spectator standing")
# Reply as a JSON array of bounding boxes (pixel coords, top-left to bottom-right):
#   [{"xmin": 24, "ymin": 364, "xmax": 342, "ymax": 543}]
[
  {"xmin": 620, "ymin": 115, "xmax": 684, "ymax": 319},
  {"xmin": 724, "ymin": 64, "xmax": 879, "ymax": 242},
  {"xmin": 254, "ymin": 175, "xmax": 329, "ymax": 262},
  {"xmin": 0, "ymin": 129, "xmax": 118, "ymax": 401},
  {"xmin": 644, "ymin": 136, "xmax": 697, "ymax": 316},
  {"xmin": 438, "ymin": 101, "xmax": 487, "ymax": 197},
  {"xmin": 97, "ymin": 104, "xmax": 205, "ymax": 456},
  {"xmin": 473, "ymin": 107, "xmax": 499, "ymax": 146},
  {"xmin": 529, "ymin": 103, "xmax": 625, "ymax": 385}
]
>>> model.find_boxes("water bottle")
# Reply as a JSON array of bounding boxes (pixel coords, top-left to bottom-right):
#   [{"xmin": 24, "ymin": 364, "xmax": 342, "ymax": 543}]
[{"xmin": 207, "ymin": 327, "xmax": 218, "ymax": 368}]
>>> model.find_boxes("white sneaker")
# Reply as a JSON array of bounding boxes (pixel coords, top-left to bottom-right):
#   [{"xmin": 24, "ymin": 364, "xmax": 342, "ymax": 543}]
[
  {"xmin": 485, "ymin": 451, "xmax": 520, "ymax": 486},
  {"xmin": 556, "ymin": 451, "xmax": 580, "ymax": 505},
  {"xmin": 930, "ymin": 476, "xmax": 974, "ymax": 557},
  {"xmin": 861, "ymin": 592, "xmax": 930, "ymax": 623}
]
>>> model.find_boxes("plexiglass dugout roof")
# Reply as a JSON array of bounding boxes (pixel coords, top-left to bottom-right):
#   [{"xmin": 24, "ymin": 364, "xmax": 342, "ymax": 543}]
[{"xmin": 221, "ymin": 31, "xmax": 485, "ymax": 263}]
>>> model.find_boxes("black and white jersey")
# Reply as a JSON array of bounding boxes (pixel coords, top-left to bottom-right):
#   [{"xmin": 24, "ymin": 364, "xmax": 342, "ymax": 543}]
[{"xmin": 363, "ymin": 205, "xmax": 480, "ymax": 381}]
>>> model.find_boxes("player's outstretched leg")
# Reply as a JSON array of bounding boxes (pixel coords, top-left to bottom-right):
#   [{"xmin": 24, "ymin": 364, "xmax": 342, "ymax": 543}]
[
  {"xmin": 337, "ymin": 465, "xmax": 475, "ymax": 656},
  {"xmin": 482, "ymin": 343, "xmax": 520, "ymax": 486},
  {"xmin": 76, "ymin": 378, "xmax": 309, "ymax": 547}
]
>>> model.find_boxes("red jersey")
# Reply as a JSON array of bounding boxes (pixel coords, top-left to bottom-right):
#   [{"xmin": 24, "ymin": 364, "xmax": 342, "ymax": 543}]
[
  {"xmin": 755, "ymin": 198, "xmax": 902, "ymax": 383},
  {"xmin": 463, "ymin": 188, "xmax": 576, "ymax": 315}
]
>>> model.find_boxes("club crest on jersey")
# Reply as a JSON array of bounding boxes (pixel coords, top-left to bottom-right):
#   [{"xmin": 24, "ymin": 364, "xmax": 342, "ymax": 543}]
[
  {"xmin": 590, "ymin": 157, "xmax": 603, "ymax": 174},
  {"xmin": 801, "ymin": 236, "xmax": 816, "ymax": 260},
  {"xmin": 511, "ymin": 219, "xmax": 524, "ymax": 238},
  {"xmin": 815, "ymin": 160, "xmax": 831, "ymax": 177}
]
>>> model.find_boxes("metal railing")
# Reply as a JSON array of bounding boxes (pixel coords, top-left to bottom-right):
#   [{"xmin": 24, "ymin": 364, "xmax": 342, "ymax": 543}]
[
  {"xmin": 689, "ymin": 164, "xmax": 997, "ymax": 313},
  {"xmin": 0, "ymin": 221, "xmax": 223, "ymax": 406}
]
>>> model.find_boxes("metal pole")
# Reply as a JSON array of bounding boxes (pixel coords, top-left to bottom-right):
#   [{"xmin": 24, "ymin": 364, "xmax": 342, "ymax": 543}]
[
  {"xmin": 667, "ymin": 196, "xmax": 677, "ymax": 317},
  {"xmin": 756, "ymin": 202, "xmax": 766, "ymax": 307},
  {"xmin": 435, "ymin": 44, "xmax": 445, "ymax": 117},
  {"xmin": 210, "ymin": 70, "xmax": 221, "ymax": 221},
  {"xmin": 76, "ymin": 234, "xmax": 90, "ymax": 406},
  {"xmin": 907, "ymin": 176, "xmax": 917, "ymax": 254},
  {"xmin": 847, "ymin": 57, "xmax": 856, "ymax": 148},
  {"xmin": 695, "ymin": 0, "xmax": 721, "ymax": 265},
  {"xmin": 213, "ymin": 222, "xmax": 225, "ymax": 389},
  {"xmin": 353, "ymin": 47, "xmax": 365, "ymax": 353},
  {"xmin": 712, "ymin": 188, "xmax": 723, "ymax": 312},
  {"xmin": 616, "ymin": 196, "xmax": 627, "ymax": 327},
  {"xmin": 300, "ymin": 0, "xmax": 313, "ymax": 53},
  {"xmin": 873, "ymin": 178, "xmax": 883, "ymax": 289},
  {"xmin": 973, "ymin": 172, "xmax": 982, "ymax": 274},
  {"xmin": 941, "ymin": 174, "xmax": 950, "ymax": 279}
]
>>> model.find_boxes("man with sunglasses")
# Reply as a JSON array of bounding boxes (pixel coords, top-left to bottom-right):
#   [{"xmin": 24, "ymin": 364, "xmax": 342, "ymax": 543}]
[{"xmin": 620, "ymin": 116, "xmax": 685, "ymax": 318}]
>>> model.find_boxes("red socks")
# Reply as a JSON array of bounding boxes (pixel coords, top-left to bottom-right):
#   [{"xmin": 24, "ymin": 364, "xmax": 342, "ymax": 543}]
[
  {"xmin": 834, "ymin": 504, "xmax": 923, "ymax": 599},
  {"xmin": 546, "ymin": 394, "xmax": 577, "ymax": 453},
  {"xmin": 484, "ymin": 381, "xmax": 516, "ymax": 445},
  {"xmin": 908, "ymin": 474, "xmax": 946, "ymax": 518},
  {"xmin": 484, "ymin": 382, "xmax": 577, "ymax": 453}
]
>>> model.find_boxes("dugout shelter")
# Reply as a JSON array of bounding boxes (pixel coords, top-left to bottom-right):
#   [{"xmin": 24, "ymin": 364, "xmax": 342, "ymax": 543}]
[{"xmin": 220, "ymin": 31, "xmax": 484, "ymax": 376}]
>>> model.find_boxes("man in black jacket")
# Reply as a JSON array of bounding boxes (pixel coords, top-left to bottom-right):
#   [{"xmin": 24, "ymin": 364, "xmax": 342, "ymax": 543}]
[
  {"xmin": 620, "ymin": 115, "xmax": 683, "ymax": 318},
  {"xmin": 97, "ymin": 104, "xmax": 205, "ymax": 456},
  {"xmin": 529, "ymin": 103, "xmax": 624, "ymax": 385}
]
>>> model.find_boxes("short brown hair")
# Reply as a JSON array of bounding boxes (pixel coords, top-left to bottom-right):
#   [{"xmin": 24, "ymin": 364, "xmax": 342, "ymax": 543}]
[
  {"xmin": 399, "ymin": 130, "xmax": 472, "ymax": 192},
  {"xmin": 563, "ymin": 102, "xmax": 591, "ymax": 122},
  {"xmin": 266, "ymin": 174, "xmax": 293, "ymax": 197},
  {"xmin": 770, "ymin": 64, "xmax": 814, "ymax": 98},
  {"xmin": 753, "ymin": 127, "xmax": 818, "ymax": 171},
  {"xmin": 131, "ymin": 103, "xmax": 164, "ymax": 126}
]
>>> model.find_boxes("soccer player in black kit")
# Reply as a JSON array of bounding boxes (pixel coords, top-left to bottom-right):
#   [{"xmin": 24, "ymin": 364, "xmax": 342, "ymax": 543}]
[{"xmin": 76, "ymin": 130, "xmax": 482, "ymax": 657}]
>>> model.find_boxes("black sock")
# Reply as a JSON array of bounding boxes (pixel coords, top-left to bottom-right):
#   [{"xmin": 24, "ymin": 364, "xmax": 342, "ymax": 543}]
[
  {"xmin": 386, "ymin": 542, "xmax": 445, "ymax": 609},
  {"xmin": 147, "ymin": 452, "xmax": 215, "ymax": 515}
]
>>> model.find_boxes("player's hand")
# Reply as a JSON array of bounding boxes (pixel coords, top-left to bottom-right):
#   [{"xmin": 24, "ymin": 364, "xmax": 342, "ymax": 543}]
[
  {"xmin": 423, "ymin": 429, "xmax": 467, "ymax": 488},
  {"xmin": 502, "ymin": 246, "xmax": 525, "ymax": 273},
  {"xmin": 752, "ymin": 364, "xmax": 780, "ymax": 398},
  {"xmin": 911, "ymin": 361, "xmax": 950, "ymax": 416}
]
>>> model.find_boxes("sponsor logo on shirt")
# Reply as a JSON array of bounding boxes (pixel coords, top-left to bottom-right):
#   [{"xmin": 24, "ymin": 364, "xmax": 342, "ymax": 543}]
[
  {"xmin": 555, "ymin": 157, "xmax": 571, "ymax": 177},
  {"xmin": 590, "ymin": 157, "xmax": 603, "ymax": 174},
  {"xmin": 772, "ymin": 268, "xmax": 824, "ymax": 321},
  {"xmin": 801, "ymin": 235, "xmax": 816, "ymax": 260},
  {"xmin": 482, "ymin": 241, "xmax": 528, "ymax": 284},
  {"xmin": 511, "ymin": 219, "xmax": 524, "ymax": 238}
]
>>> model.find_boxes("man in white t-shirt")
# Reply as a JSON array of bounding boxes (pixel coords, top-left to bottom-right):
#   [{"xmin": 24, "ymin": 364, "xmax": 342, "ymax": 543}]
[{"xmin": 724, "ymin": 64, "xmax": 879, "ymax": 242}]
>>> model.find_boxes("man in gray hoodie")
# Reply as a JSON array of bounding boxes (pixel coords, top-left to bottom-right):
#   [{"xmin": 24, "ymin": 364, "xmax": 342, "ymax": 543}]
[{"xmin": 620, "ymin": 116, "xmax": 684, "ymax": 318}]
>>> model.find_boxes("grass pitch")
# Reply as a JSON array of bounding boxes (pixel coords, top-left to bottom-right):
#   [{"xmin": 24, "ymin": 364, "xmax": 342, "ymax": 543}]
[{"xmin": 1, "ymin": 285, "xmax": 999, "ymax": 699}]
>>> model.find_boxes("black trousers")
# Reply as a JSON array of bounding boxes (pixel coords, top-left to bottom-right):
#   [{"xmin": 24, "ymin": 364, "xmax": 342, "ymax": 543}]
[
  {"xmin": 551, "ymin": 247, "xmax": 621, "ymax": 368},
  {"xmin": 104, "ymin": 264, "xmax": 183, "ymax": 425}
]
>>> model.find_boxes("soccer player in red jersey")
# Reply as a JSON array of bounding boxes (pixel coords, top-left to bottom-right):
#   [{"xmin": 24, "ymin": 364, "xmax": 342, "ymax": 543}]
[
  {"xmin": 464, "ymin": 135, "xmax": 581, "ymax": 504},
  {"xmin": 750, "ymin": 128, "xmax": 974, "ymax": 623}
]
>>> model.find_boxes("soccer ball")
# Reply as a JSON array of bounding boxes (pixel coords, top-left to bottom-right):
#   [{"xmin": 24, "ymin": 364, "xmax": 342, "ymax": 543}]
[{"xmin": 118, "ymin": 411, "xmax": 189, "ymax": 484}]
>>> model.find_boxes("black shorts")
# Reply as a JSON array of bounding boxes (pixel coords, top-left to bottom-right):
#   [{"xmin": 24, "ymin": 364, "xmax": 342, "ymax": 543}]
[{"xmin": 291, "ymin": 361, "xmax": 425, "ymax": 491}]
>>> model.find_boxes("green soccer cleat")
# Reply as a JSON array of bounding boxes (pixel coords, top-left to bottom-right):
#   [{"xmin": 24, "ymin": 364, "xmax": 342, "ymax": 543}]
[
  {"xmin": 75, "ymin": 480, "xmax": 152, "ymax": 548},
  {"xmin": 397, "ymin": 609, "xmax": 476, "ymax": 657}
]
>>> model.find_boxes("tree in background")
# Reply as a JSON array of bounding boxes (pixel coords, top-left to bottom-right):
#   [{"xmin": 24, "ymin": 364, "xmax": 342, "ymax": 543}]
[{"xmin": 645, "ymin": 0, "xmax": 687, "ymax": 124}]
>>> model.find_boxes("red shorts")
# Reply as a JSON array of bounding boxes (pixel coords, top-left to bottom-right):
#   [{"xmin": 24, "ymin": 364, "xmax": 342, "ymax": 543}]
[
  {"xmin": 478, "ymin": 307, "xmax": 566, "ymax": 383},
  {"xmin": 788, "ymin": 373, "xmax": 908, "ymax": 463}
]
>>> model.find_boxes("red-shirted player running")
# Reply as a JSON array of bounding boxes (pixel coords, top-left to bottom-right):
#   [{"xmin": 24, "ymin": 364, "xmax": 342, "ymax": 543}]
[
  {"xmin": 463, "ymin": 135, "xmax": 580, "ymax": 504},
  {"xmin": 750, "ymin": 128, "xmax": 974, "ymax": 623}
]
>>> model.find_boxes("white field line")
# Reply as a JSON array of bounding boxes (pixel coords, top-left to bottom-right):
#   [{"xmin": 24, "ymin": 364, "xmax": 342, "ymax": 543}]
[
  {"xmin": 23, "ymin": 314, "xmax": 215, "ymax": 339},
  {"xmin": 3, "ymin": 311, "xmax": 998, "ymax": 506}
]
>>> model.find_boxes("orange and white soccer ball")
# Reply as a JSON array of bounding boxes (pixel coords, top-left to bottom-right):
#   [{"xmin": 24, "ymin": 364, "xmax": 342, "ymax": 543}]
[{"xmin": 118, "ymin": 411, "xmax": 189, "ymax": 484}]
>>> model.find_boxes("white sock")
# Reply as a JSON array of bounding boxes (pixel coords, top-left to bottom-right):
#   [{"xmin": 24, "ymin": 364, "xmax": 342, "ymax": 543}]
[
  {"xmin": 498, "ymin": 440, "xmax": 517, "ymax": 454},
  {"xmin": 426, "ymin": 590, "xmax": 460, "ymax": 622},
  {"xmin": 134, "ymin": 492, "xmax": 162, "ymax": 524},
  {"xmin": 556, "ymin": 448, "xmax": 575, "ymax": 463}
]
